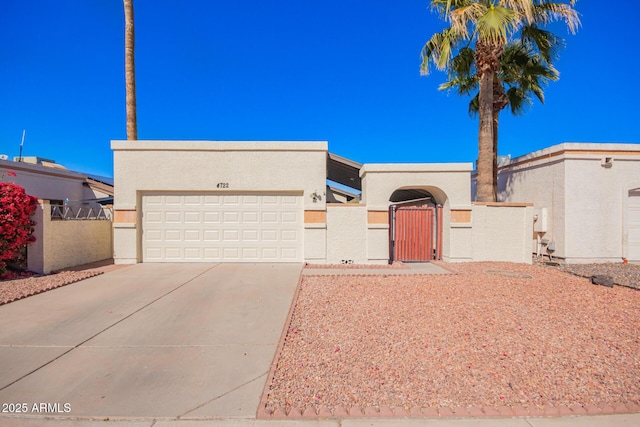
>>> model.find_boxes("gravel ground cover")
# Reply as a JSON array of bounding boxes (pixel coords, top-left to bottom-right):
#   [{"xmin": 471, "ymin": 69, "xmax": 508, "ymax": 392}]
[
  {"xmin": 0, "ymin": 270, "xmax": 103, "ymax": 305},
  {"xmin": 262, "ymin": 262, "xmax": 640, "ymax": 416}
]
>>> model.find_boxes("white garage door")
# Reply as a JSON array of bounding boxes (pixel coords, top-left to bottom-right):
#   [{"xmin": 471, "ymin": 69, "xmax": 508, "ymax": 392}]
[
  {"xmin": 628, "ymin": 189, "xmax": 640, "ymax": 261},
  {"xmin": 142, "ymin": 193, "xmax": 303, "ymax": 262}
]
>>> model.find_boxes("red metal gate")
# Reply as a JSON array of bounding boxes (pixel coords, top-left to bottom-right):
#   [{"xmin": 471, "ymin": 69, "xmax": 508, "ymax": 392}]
[{"xmin": 389, "ymin": 204, "xmax": 442, "ymax": 262}]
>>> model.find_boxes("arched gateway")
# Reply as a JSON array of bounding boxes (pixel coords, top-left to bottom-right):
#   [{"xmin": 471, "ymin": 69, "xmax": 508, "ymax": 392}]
[{"xmin": 388, "ymin": 188, "xmax": 443, "ymax": 262}]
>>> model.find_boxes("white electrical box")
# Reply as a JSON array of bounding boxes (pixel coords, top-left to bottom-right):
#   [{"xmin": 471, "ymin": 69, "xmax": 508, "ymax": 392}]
[{"xmin": 533, "ymin": 207, "xmax": 548, "ymax": 233}]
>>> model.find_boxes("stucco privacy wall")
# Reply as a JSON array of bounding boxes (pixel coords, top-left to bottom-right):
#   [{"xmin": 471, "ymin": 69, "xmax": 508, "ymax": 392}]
[
  {"xmin": 360, "ymin": 163, "xmax": 474, "ymax": 262},
  {"xmin": 28, "ymin": 201, "xmax": 113, "ymax": 274},
  {"xmin": 471, "ymin": 203, "xmax": 533, "ymax": 264},
  {"xmin": 498, "ymin": 143, "xmax": 640, "ymax": 263},
  {"xmin": 111, "ymin": 141, "xmax": 328, "ymax": 263},
  {"xmin": 326, "ymin": 204, "xmax": 367, "ymax": 264}
]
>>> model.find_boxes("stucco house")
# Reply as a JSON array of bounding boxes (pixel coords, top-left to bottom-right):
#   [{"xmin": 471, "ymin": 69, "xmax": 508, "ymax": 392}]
[
  {"xmin": 0, "ymin": 156, "xmax": 114, "ymax": 273},
  {"xmin": 0, "ymin": 156, "xmax": 113, "ymax": 210},
  {"xmin": 495, "ymin": 143, "xmax": 640, "ymax": 263},
  {"xmin": 111, "ymin": 140, "xmax": 533, "ymax": 265}
]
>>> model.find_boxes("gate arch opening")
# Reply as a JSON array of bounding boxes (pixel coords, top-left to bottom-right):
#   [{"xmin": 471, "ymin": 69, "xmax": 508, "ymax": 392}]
[{"xmin": 388, "ymin": 187, "xmax": 445, "ymax": 263}]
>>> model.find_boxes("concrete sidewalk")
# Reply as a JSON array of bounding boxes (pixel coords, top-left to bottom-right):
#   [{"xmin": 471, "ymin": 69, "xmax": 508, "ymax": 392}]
[{"xmin": 2, "ymin": 413, "xmax": 639, "ymax": 426}]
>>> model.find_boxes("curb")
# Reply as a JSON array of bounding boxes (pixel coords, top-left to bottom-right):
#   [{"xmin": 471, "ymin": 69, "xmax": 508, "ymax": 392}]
[{"xmin": 258, "ymin": 401, "xmax": 640, "ymax": 419}]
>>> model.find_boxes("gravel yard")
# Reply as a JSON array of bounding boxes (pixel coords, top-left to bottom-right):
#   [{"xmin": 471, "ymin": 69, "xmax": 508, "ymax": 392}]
[{"xmin": 262, "ymin": 262, "xmax": 640, "ymax": 415}]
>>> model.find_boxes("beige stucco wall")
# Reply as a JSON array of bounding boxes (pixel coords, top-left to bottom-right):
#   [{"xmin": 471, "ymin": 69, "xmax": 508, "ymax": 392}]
[
  {"xmin": 111, "ymin": 141, "xmax": 328, "ymax": 263},
  {"xmin": 360, "ymin": 163, "xmax": 474, "ymax": 263},
  {"xmin": 28, "ymin": 201, "xmax": 113, "ymax": 274},
  {"xmin": 499, "ymin": 143, "xmax": 640, "ymax": 263},
  {"xmin": 471, "ymin": 203, "xmax": 533, "ymax": 264},
  {"xmin": 326, "ymin": 204, "xmax": 368, "ymax": 264}
]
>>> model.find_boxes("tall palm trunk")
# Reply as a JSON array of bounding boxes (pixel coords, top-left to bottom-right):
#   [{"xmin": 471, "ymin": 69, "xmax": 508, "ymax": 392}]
[
  {"xmin": 493, "ymin": 113, "xmax": 499, "ymax": 199},
  {"xmin": 123, "ymin": 0, "xmax": 137, "ymax": 140},
  {"xmin": 476, "ymin": 69, "xmax": 495, "ymax": 202}
]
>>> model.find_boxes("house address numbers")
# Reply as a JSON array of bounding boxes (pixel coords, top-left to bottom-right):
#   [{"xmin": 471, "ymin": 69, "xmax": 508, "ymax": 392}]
[{"xmin": 216, "ymin": 182, "xmax": 229, "ymax": 188}]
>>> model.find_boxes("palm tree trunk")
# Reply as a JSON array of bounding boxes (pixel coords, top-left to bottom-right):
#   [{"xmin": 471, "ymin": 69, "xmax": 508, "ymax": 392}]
[
  {"xmin": 124, "ymin": 0, "xmax": 137, "ymax": 141},
  {"xmin": 493, "ymin": 112, "xmax": 499, "ymax": 200},
  {"xmin": 476, "ymin": 70, "xmax": 495, "ymax": 202}
]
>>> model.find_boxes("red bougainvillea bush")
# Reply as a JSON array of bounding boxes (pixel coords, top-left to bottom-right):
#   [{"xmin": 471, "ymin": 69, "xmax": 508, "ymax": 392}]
[{"xmin": 0, "ymin": 180, "xmax": 38, "ymax": 279}]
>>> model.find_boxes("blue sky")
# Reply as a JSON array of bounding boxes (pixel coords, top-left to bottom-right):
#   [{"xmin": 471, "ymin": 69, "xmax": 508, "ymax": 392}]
[{"xmin": 1, "ymin": 1, "xmax": 639, "ymax": 178}]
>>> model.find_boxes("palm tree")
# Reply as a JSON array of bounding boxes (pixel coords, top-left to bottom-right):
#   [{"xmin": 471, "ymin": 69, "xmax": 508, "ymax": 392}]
[
  {"xmin": 421, "ymin": 0, "xmax": 579, "ymax": 202},
  {"xmin": 441, "ymin": 41, "xmax": 560, "ymax": 197},
  {"xmin": 123, "ymin": 0, "xmax": 137, "ymax": 140}
]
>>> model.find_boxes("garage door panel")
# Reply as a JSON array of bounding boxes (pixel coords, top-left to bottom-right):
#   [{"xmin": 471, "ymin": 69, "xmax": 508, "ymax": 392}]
[
  {"xmin": 165, "ymin": 230, "xmax": 182, "ymax": 241},
  {"xmin": 184, "ymin": 230, "xmax": 201, "ymax": 241},
  {"xmin": 242, "ymin": 229, "xmax": 259, "ymax": 241},
  {"xmin": 184, "ymin": 211, "xmax": 201, "ymax": 223},
  {"xmin": 242, "ymin": 247, "xmax": 259, "ymax": 259},
  {"xmin": 281, "ymin": 212, "xmax": 297, "ymax": 223},
  {"xmin": 243, "ymin": 195, "xmax": 259, "ymax": 205},
  {"xmin": 281, "ymin": 195, "xmax": 298, "ymax": 205},
  {"xmin": 165, "ymin": 212, "xmax": 181, "ymax": 222},
  {"xmin": 281, "ymin": 230, "xmax": 298, "ymax": 241},
  {"xmin": 204, "ymin": 212, "xmax": 220, "ymax": 223},
  {"xmin": 204, "ymin": 230, "xmax": 220, "ymax": 241},
  {"xmin": 224, "ymin": 195, "xmax": 239, "ymax": 205},
  {"xmin": 262, "ymin": 230, "xmax": 278, "ymax": 241},
  {"xmin": 262, "ymin": 212, "xmax": 278, "ymax": 223},
  {"xmin": 223, "ymin": 230, "xmax": 240, "ymax": 241},
  {"xmin": 203, "ymin": 195, "xmax": 220, "ymax": 205},
  {"xmin": 143, "ymin": 193, "xmax": 302, "ymax": 262},
  {"xmin": 223, "ymin": 247, "xmax": 240, "ymax": 259},
  {"xmin": 281, "ymin": 248, "xmax": 298, "ymax": 259},
  {"xmin": 262, "ymin": 195, "xmax": 278, "ymax": 204},
  {"xmin": 165, "ymin": 195, "xmax": 182, "ymax": 205},
  {"xmin": 204, "ymin": 247, "xmax": 221, "ymax": 259},
  {"xmin": 243, "ymin": 211, "xmax": 259, "ymax": 223},
  {"xmin": 184, "ymin": 248, "xmax": 202, "ymax": 259},
  {"xmin": 184, "ymin": 195, "xmax": 201, "ymax": 205},
  {"xmin": 146, "ymin": 230, "xmax": 163, "ymax": 241},
  {"xmin": 145, "ymin": 212, "xmax": 162, "ymax": 223},
  {"xmin": 146, "ymin": 248, "xmax": 162, "ymax": 260},
  {"xmin": 165, "ymin": 248, "xmax": 182, "ymax": 259},
  {"xmin": 223, "ymin": 212, "xmax": 239, "ymax": 223}
]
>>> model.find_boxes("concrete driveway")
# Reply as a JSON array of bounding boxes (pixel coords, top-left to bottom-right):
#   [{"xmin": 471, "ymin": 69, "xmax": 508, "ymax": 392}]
[{"xmin": 0, "ymin": 263, "xmax": 301, "ymax": 420}]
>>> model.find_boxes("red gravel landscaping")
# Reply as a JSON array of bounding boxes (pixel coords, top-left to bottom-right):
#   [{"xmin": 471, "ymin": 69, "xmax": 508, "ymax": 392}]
[{"xmin": 260, "ymin": 262, "xmax": 640, "ymax": 417}]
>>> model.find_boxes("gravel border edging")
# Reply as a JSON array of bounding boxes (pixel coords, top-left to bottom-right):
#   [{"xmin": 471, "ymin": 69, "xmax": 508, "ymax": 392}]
[
  {"xmin": 258, "ymin": 401, "xmax": 640, "ymax": 419},
  {"xmin": 0, "ymin": 270, "xmax": 104, "ymax": 306},
  {"xmin": 256, "ymin": 271, "xmax": 306, "ymax": 419}
]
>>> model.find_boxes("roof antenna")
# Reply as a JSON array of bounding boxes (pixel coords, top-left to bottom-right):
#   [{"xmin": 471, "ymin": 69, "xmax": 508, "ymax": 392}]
[{"xmin": 18, "ymin": 130, "xmax": 25, "ymax": 162}]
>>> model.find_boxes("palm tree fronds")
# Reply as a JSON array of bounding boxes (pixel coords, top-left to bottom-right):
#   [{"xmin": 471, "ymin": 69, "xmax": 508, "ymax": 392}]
[
  {"xmin": 476, "ymin": 5, "xmax": 518, "ymax": 44},
  {"xmin": 421, "ymin": 29, "xmax": 459, "ymax": 75},
  {"xmin": 533, "ymin": 2, "xmax": 581, "ymax": 34},
  {"xmin": 521, "ymin": 25, "xmax": 566, "ymax": 62}
]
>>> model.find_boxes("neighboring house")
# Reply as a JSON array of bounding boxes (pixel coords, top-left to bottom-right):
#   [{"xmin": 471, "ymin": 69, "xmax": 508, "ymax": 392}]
[
  {"xmin": 494, "ymin": 143, "xmax": 640, "ymax": 263},
  {"xmin": 0, "ymin": 157, "xmax": 114, "ymax": 211},
  {"xmin": 111, "ymin": 140, "xmax": 533, "ymax": 265},
  {"xmin": 1, "ymin": 156, "xmax": 114, "ymax": 273}
]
